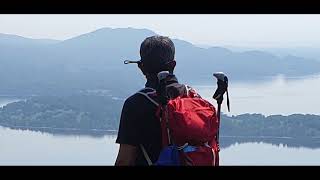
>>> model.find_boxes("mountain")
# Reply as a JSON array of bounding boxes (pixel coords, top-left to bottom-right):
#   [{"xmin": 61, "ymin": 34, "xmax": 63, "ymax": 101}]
[
  {"xmin": 1, "ymin": 27, "xmax": 320, "ymax": 97},
  {"xmin": 0, "ymin": 33, "xmax": 60, "ymax": 46},
  {"xmin": 223, "ymin": 45, "xmax": 320, "ymax": 62}
]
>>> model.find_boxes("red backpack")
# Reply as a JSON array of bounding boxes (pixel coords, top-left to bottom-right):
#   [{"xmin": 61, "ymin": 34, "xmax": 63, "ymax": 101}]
[{"xmin": 138, "ymin": 85, "xmax": 220, "ymax": 166}]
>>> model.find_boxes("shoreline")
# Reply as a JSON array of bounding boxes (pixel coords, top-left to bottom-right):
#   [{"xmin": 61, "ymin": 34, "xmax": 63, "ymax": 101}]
[
  {"xmin": 0, "ymin": 124, "xmax": 118, "ymax": 133},
  {"xmin": 2, "ymin": 124, "xmax": 320, "ymax": 139}
]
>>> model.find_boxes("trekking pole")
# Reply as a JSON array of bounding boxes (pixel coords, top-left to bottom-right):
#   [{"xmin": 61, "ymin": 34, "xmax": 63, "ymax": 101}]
[
  {"xmin": 157, "ymin": 71, "xmax": 171, "ymax": 145},
  {"xmin": 212, "ymin": 72, "xmax": 230, "ymax": 147}
]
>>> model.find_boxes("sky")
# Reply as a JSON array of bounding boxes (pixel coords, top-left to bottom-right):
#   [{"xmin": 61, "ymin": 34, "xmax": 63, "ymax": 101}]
[{"xmin": 1, "ymin": 14, "xmax": 320, "ymax": 48}]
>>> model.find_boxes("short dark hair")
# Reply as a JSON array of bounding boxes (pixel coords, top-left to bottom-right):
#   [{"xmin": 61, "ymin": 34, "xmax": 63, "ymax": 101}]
[{"xmin": 140, "ymin": 36, "xmax": 175, "ymax": 73}]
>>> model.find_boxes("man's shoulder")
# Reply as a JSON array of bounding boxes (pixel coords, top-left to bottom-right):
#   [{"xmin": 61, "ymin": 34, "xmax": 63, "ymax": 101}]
[
  {"xmin": 124, "ymin": 88, "xmax": 157, "ymax": 107},
  {"xmin": 124, "ymin": 92, "xmax": 142, "ymax": 105}
]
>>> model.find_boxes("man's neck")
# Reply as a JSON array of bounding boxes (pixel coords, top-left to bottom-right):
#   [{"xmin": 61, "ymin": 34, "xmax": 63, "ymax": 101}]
[
  {"xmin": 145, "ymin": 74, "xmax": 179, "ymax": 89},
  {"xmin": 145, "ymin": 76, "xmax": 158, "ymax": 89}
]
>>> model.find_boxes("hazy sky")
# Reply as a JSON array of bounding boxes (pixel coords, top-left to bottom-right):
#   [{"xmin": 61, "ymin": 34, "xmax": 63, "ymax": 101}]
[{"xmin": 1, "ymin": 14, "xmax": 320, "ymax": 48}]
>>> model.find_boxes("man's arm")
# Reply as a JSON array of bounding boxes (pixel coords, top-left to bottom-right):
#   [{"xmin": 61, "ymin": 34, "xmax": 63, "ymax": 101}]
[
  {"xmin": 115, "ymin": 144, "xmax": 138, "ymax": 166},
  {"xmin": 115, "ymin": 97, "xmax": 141, "ymax": 166}
]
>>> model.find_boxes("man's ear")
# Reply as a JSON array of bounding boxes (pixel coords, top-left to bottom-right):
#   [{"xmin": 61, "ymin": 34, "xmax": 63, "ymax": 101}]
[
  {"xmin": 138, "ymin": 62, "xmax": 147, "ymax": 76},
  {"xmin": 168, "ymin": 60, "xmax": 176, "ymax": 72},
  {"xmin": 171, "ymin": 60, "xmax": 176, "ymax": 68}
]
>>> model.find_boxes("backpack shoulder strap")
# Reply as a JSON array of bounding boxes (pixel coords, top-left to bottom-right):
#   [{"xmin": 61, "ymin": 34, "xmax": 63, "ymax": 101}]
[
  {"xmin": 140, "ymin": 144, "xmax": 153, "ymax": 166},
  {"xmin": 136, "ymin": 88, "xmax": 158, "ymax": 166},
  {"xmin": 136, "ymin": 88, "xmax": 159, "ymax": 107},
  {"xmin": 184, "ymin": 84, "xmax": 202, "ymax": 98}
]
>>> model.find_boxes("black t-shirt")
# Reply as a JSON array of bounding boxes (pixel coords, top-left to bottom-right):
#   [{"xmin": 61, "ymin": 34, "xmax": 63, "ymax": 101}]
[{"xmin": 116, "ymin": 75, "xmax": 187, "ymax": 165}]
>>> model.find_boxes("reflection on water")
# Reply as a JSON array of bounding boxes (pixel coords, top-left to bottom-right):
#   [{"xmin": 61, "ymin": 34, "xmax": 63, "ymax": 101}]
[
  {"xmin": 220, "ymin": 136, "xmax": 320, "ymax": 149},
  {"xmin": 0, "ymin": 126, "xmax": 119, "ymax": 165},
  {"xmin": 4, "ymin": 126, "xmax": 320, "ymax": 149},
  {"xmin": 220, "ymin": 142, "xmax": 320, "ymax": 165},
  {"xmin": 1, "ymin": 126, "xmax": 320, "ymax": 165},
  {"xmin": 1, "ymin": 125, "xmax": 117, "ymax": 138}
]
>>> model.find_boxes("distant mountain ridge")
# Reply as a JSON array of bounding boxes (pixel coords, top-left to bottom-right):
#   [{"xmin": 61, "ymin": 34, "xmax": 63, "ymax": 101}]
[
  {"xmin": 0, "ymin": 33, "xmax": 60, "ymax": 46},
  {"xmin": 1, "ymin": 27, "xmax": 320, "ymax": 97}
]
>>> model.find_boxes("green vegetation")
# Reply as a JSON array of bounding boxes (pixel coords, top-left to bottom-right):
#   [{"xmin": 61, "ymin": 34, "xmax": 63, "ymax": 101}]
[
  {"xmin": 0, "ymin": 95, "xmax": 123, "ymax": 130},
  {"xmin": 221, "ymin": 113, "xmax": 320, "ymax": 137},
  {"xmin": 1, "ymin": 96, "xmax": 320, "ymax": 138}
]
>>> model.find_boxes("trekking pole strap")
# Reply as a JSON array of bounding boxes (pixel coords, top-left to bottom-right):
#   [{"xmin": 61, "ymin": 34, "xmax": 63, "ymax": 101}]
[{"xmin": 226, "ymin": 89, "xmax": 230, "ymax": 112}]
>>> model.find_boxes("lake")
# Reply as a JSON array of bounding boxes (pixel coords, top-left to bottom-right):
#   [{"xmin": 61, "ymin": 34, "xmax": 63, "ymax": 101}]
[
  {"xmin": 1, "ymin": 74, "xmax": 320, "ymax": 165},
  {"xmin": 1, "ymin": 126, "xmax": 320, "ymax": 165}
]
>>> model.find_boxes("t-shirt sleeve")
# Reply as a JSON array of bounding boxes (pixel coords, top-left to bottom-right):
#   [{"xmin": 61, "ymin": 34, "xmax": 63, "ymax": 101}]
[{"xmin": 115, "ymin": 97, "xmax": 141, "ymax": 146}]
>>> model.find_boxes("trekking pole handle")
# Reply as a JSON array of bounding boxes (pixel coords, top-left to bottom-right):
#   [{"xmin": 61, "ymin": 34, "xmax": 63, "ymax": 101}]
[
  {"xmin": 157, "ymin": 71, "xmax": 170, "ymax": 82},
  {"xmin": 213, "ymin": 72, "xmax": 230, "ymax": 111},
  {"xmin": 213, "ymin": 72, "xmax": 228, "ymax": 82}
]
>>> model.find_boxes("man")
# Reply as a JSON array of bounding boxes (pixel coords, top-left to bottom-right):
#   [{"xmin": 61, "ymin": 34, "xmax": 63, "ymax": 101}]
[{"xmin": 115, "ymin": 36, "xmax": 188, "ymax": 166}]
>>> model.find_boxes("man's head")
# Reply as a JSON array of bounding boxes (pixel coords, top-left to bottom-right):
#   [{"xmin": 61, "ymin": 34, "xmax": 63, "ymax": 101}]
[{"xmin": 139, "ymin": 36, "xmax": 176, "ymax": 77}]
